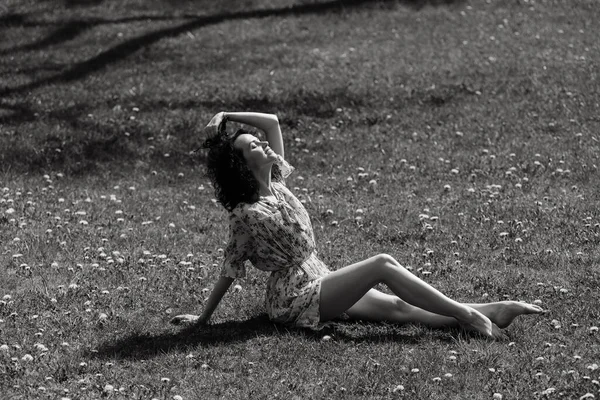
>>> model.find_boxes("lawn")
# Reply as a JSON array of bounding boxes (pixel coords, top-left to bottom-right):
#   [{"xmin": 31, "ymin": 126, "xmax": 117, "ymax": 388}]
[{"xmin": 1, "ymin": 0, "xmax": 599, "ymax": 398}]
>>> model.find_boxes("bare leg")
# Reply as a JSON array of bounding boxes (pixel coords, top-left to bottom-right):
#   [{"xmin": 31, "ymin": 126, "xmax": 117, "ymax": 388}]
[
  {"xmin": 345, "ymin": 289, "xmax": 543, "ymax": 329},
  {"xmin": 319, "ymin": 254, "xmax": 494, "ymax": 337}
]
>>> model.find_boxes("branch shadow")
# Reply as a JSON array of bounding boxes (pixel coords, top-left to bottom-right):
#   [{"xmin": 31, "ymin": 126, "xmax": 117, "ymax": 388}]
[
  {"xmin": 1, "ymin": 0, "xmax": 464, "ymax": 96},
  {"xmin": 89, "ymin": 314, "xmax": 455, "ymax": 361}
]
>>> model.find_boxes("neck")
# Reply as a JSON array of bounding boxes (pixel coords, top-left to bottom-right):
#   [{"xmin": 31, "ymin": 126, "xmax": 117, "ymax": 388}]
[{"xmin": 253, "ymin": 165, "xmax": 273, "ymax": 197}]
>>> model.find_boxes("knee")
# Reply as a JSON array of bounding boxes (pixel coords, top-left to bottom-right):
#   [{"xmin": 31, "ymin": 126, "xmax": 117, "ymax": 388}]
[{"xmin": 374, "ymin": 253, "xmax": 397, "ymax": 267}]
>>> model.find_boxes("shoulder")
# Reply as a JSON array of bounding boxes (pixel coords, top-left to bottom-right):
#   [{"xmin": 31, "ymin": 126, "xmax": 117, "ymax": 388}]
[
  {"xmin": 230, "ymin": 201, "xmax": 273, "ymax": 223},
  {"xmin": 272, "ymin": 180, "xmax": 294, "ymax": 198}
]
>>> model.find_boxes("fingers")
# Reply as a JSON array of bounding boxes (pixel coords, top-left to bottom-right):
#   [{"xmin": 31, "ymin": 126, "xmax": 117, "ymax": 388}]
[{"xmin": 170, "ymin": 314, "xmax": 198, "ymax": 325}]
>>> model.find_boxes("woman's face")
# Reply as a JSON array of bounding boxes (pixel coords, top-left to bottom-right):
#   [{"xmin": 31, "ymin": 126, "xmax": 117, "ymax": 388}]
[{"xmin": 233, "ymin": 133, "xmax": 278, "ymax": 171}]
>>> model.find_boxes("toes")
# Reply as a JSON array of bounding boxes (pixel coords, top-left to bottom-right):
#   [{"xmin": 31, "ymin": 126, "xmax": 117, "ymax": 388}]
[{"xmin": 528, "ymin": 305, "xmax": 545, "ymax": 313}]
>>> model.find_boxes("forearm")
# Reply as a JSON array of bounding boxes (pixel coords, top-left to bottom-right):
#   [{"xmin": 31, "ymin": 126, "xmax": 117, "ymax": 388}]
[
  {"xmin": 226, "ymin": 112, "xmax": 284, "ymax": 157},
  {"xmin": 200, "ymin": 276, "xmax": 234, "ymax": 322},
  {"xmin": 225, "ymin": 112, "xmax": 278, "ymax": 132}
]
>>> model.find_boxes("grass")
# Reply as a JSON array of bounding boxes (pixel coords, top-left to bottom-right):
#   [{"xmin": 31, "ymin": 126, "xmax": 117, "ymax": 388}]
[{"xmin": 1, "ymin": 0, "xmax": 600, "ymax": 398}]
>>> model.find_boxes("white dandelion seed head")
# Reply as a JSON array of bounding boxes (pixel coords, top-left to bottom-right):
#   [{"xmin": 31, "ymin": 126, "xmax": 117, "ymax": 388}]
[{"xmin": 392, "ymin": 384, "xmax": 404, "ymax": 393}]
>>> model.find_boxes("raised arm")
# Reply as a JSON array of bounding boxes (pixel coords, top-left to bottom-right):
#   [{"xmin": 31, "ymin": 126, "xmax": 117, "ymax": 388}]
[{"xmin": 225, "ymin": 112, "xmax": 284, "ymax": 159}]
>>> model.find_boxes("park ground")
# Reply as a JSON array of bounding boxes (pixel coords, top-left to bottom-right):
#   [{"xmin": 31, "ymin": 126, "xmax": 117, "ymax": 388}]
[{"xmin": 1, "ymin": 0, "xmax": 599, "ymax": 398}]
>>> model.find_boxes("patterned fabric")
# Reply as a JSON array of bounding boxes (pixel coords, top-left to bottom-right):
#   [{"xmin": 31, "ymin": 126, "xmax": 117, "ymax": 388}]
[{"xmin": 219, "ymin": 162, "xmax": 331, "ymax": 329}]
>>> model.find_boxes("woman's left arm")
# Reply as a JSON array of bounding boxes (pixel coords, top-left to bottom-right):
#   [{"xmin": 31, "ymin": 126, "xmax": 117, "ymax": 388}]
[{"xmin": 225, "ymin": 112, "xmax": 284, "ymax": 158}]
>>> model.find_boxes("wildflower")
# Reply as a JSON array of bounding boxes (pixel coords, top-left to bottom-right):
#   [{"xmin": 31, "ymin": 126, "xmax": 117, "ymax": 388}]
[
  {"xmin": 34, "ymin": 343, "xmax": 48, "ymax": 352},
  {"xmin": 321, "ymin": 335, "xmax": 332, "ymax": 342},
  {"xmin": 493, "ymin": 394, "xmax": 503, "ymax": 400},
  {"xmin": 444, "ymin": 373, "xmax": 453, "ymax": 378},
  {"xmin": 104, "ymin": 384, "xmax": 114, "ymax": 393},
  {"xmin": 392, "ymin": 385, "xmax": 404, "ymax": 393},
  {"xmin": 411, "ymin": 368, "xmax": 419, "ymax": 373},
  {"xmin": 21, "ymin": 354, "xmax": 33, "ymax": 362},
  {"xmin": 233, "ymin": 284, "xmax": 242, "ymax": 292},
  {"xmin": 432, "ymin": 377, "xmax": 441, "ymax": 383}
]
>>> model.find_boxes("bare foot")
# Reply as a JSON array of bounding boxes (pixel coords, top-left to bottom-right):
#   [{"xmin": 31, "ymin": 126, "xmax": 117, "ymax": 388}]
[
  {"xmin": 489, "ymin": 301, "xmax": 544, "ymax": 329},
  {"xmin": 460, "ymin": 308, "xmax": 494, "ymax": 338},
  {"xmin": 170, "ymin": 314, "xmax": 199, "ymax": 325}
]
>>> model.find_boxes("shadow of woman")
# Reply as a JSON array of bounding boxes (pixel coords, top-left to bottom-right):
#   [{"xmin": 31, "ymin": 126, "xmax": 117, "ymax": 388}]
[{"xmin": 89, "ymin": 314, "xmax": 463, "ymax": 361}]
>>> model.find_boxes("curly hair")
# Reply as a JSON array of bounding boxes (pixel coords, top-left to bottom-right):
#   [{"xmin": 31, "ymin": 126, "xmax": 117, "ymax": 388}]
[{"xmin": 203, "ymin": 128, "xmax": 282, "ymax": 212}]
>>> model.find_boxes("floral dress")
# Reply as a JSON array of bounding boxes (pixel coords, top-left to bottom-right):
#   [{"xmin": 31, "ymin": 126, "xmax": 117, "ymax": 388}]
[{"xmin": 219, "ymin": 161, "xmax": 332, "ymax": 330}]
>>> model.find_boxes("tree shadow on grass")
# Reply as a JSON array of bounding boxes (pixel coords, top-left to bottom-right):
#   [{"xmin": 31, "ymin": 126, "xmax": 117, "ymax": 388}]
[
  {"xmin": 90, "ymin": 313, "xmax": 464, "ymax": 361},
  {"xmin": 1, "ymin": 0, "xmax": 465, "ymax": 97}
]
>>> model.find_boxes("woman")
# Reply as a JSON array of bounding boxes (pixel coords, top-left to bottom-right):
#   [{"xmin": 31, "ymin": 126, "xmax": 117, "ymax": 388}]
[{"xmin": 171, "ymin": 112, "xmax": 543, "ymax": 337}]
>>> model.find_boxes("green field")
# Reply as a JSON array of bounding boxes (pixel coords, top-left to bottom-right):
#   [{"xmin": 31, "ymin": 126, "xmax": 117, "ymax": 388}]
[{"xmin": 1, "ymin": 0, "xmax": 600, "ymax": 398}]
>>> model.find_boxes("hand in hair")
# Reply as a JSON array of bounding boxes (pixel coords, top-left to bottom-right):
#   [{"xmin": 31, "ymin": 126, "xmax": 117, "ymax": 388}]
[{"xmin": 205, "ymin": 112, "xmax": 228, "ymax": 136}]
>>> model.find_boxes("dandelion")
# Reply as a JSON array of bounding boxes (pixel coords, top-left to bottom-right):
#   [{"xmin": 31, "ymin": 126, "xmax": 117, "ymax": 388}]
[
  {"xmin": 173, "ymin": 396, "xmax": 183, "ymax": 400},
  {"xmin": 233, "ymin": 284, "xmax": 242, "ymax": 292},
  {"xmin": 499, "ymin": 232, "xmax": 509, "ymax": 238},
  {"xmin": 21, "ymin": 354, "xmax": 33, "ymax": 362},
  {"xmin": 411, "ymin": 368, "xmax": 419, "ymax": 373},
  {"xmin": 590, "ymin": 326, "xmax": 598, "ymax": 333},
  {"xmin": 392, "ymin": 385, "xmax": 404, "ymax": 393},
  {"xmin": 493, "ymin": 394, "xmax": 503, "ymax": 400},
  {"xmin": 0, "ymin": 344, "xmax": 9, "ymax": 352},
  {"xmin": 103, "ymin": 384, "xmax": 114, "ymax": 393},
  {"xmin": 444, "ymin": 373, "xmax": 453, "ymax": 378},
  {"xmin": 321, "ymin": 335, "xmax": 332, "ymax": 342},
  {"xmin": 432, "ymin": 377, "xmax": 441, "ymax": 383},
  {"xmin": 34, "ymin": 343, "xmax": 48, "ymax": 352}
]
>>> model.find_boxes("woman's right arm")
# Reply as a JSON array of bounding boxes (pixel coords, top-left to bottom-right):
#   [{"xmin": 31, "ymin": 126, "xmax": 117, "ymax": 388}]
[
  {"xmin": 197, "ymin": 276, "xmax": 235, "ymax": 324},
  {"xmin": 224, "ymin": 112, "xmax": 285, "ymax": 159}
]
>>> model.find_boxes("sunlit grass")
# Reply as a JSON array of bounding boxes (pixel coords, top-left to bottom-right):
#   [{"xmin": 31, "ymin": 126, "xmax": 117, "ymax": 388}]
[{"xmin": 1, "ymin": 0, "xmax": 600, "ymax": 398}]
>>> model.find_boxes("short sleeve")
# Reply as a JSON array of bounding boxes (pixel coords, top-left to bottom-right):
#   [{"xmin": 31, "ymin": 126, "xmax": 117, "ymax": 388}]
[
  {"xmin": 219, "ymin": 212, "xmax": 253, "ymax": 279},
  {"xmin": 271, "ymin": 155, "xmax": 294, "ymax": 183}
]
